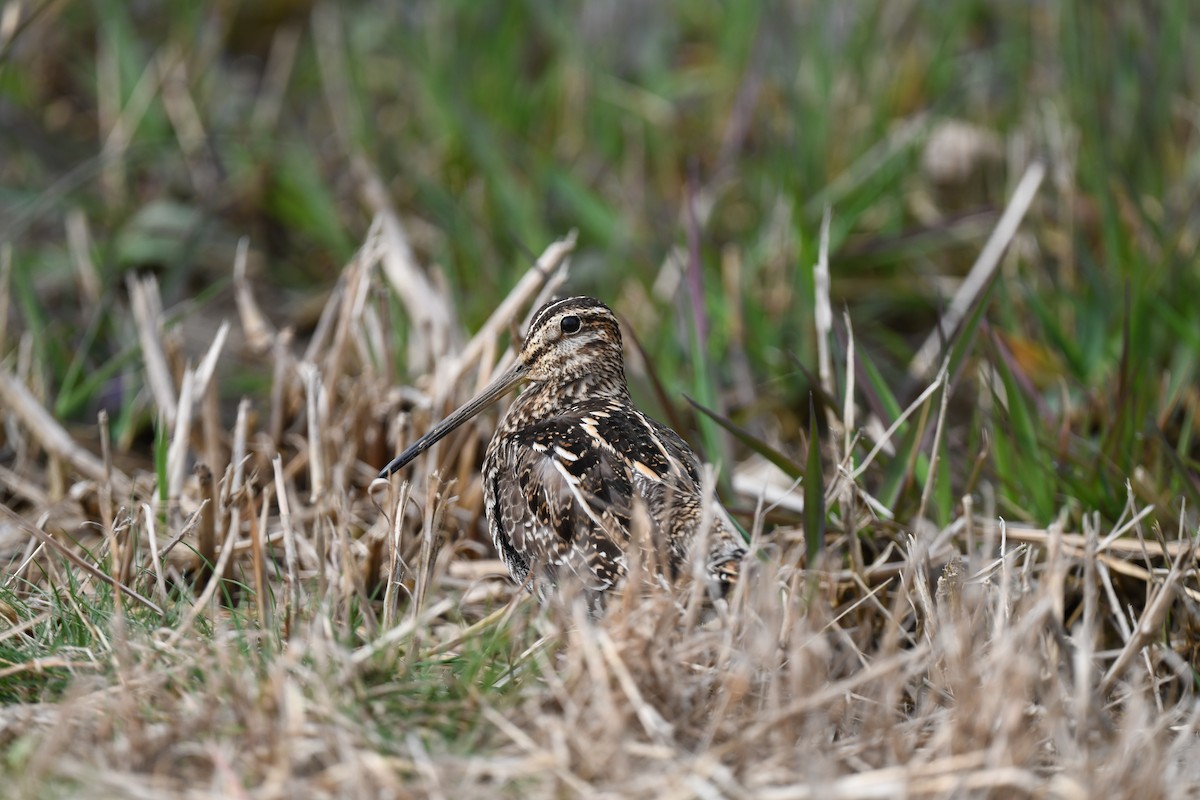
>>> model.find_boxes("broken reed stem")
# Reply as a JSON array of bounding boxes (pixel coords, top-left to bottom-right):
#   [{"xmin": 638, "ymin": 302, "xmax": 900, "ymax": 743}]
[
  {"xmin": 269, "ymin": 327, "xmax": 294, "ymax": 448},
  {"xmin": 225, "ymin": 398, "xmax": 252, "ymax": 586},
  {"xmin": 364, "ymin": 530, "xmax": 384, "ymax": 604},
  {"xmin": 0, "ymin": 370, "xmax": 132, "ymax": 496},
  {"xmin": 351, "ymin": 597, "xmax": 456, "ymax": 668},
  {"xmin": 334, "ymin": 494, "xmax": 378, "ymax": 634},
  {"xmin": 322, "ymin": 243, "xmax": 372, "ymax": 404},
  {"xmin": 65, "ymin": 210, "xmax": 101, "ymax": 307},
  {"xmin": 127, "ymin": 273, "xmax": 178, "ymax": 426},
  {"xmin": 97, "ymin": 410, "xmax": 118, "ymax": 584},
  {"xmin": 596, "ymin": 627, "xmax": 673, "ymax": 744},
  {"xmin": 992, "ymin": 520, "xmax": 1013, "ymax": 642},
  {"xmin": 246, "ymin": 483, "xmax": 272, "ymax": 631},
  {"xmin": 196, "ymin": 463, "xmax": 216, "ymax": 587},
  {"xmin": 201, "ymin": 374, "xmax": 222, "ymax": 495},
  {"xmin": 141, "ymin": 502, "xmax": 168, "ymax": 606},
  {"xmin": 273, "ymin": 455, "xmax": 300, "ymax": 637},
  {"xmin": 963, "ymin": 495, "xmax": 976, "ymax": 571},
  {"xmin": 316, "ymin": 513, "xmax": 329, "ymax": 601},
  {"xmin": 159, "ymin": 499, "xmax": 206, "ymax": 560},
  {"xmin": 1075, "ymin": 513, "xmax": 1099, "ymax": 754},
  {"xmin": 382, "ymin": 481, "xmax": 411, "ymax": 630},
  {"xmin": 301, "ymin": 363, "xmax": 326, "ymax": 504},
  {"xmin": 192, "ymin": 319, "xmax": 230, "ymax": 496},
  {"xmin": 166, "ymin": 367, "xmax": 195, "ymax": 517},
  {"xmin": 106, "ymin": 408, "xmax": 134, "ymax": 593},
  {"xmin": 233, "ymin": 236, "xmax": 276, "ymax": 353}
]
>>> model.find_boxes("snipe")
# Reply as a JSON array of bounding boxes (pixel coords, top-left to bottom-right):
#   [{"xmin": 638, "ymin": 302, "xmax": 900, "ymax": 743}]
[{"xmin": 379, "ymin": 296, "xmax": 745, "ymax": 596}]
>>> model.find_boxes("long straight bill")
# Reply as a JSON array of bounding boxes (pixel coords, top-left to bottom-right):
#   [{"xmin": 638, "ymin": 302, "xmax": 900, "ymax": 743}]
[{"xmin": 377, "ymin": 362, "xmax": 527, "ymax": 478}]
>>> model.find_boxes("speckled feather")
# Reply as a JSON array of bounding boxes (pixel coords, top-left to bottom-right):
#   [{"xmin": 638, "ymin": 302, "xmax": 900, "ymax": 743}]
[
  {"xmin": 380, "ymin": 295, "xmax": 745, "ymax": 597},
  {"xmin": 482, "ymin": 297, "xmax": 744, "ymax": 595}
]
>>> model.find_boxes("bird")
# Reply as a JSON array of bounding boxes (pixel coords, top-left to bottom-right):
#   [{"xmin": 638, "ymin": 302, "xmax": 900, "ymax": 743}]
[{"xmin": 379, "ymin": 295, "xmax": 745, "ymax": 598}]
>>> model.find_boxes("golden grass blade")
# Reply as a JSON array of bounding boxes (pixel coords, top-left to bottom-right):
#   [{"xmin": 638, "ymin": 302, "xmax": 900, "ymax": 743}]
[
  {"xmin": 126, "ymin": 273, "xmax": 177, "ymax": 427},
  {"xmin": 64, "ymin": 210, "xmax": 100, "ymax": 307},
  {"xmin": 165, "ymin": 367, "xmax": 193, "ymax": 509},
  {"xmin": 908, "ymin": 160, "xmax": 1045, "ymax": 379},
  {"xmin": 139, "ymin": 502, "xmax": 168, "ymax": 606},
  {"xmin": 232, "ymin": 237, "xmax": 276, "ymax": 353},
  {"xmin": 273, "ymin": 455, "xmax": 300, "ymax": 636}
]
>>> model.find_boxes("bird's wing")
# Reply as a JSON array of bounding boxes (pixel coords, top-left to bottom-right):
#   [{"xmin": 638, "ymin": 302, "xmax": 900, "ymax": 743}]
[
  {"xmin": 493, "ymin": 415, "xmax": 636, "ymax": 591},
  {"xmin": 596, "ymin": 403, "xmax": 747, "ymax": 587},
  {"xmin": 491, "ymin": 399, "xmax": 745, "ymax": 593}
]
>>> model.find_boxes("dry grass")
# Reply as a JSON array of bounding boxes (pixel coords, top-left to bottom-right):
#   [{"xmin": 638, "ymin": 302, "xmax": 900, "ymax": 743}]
[{"xmin": 3, "ymin": 206, "xmax": 1200, "ymax": 799}]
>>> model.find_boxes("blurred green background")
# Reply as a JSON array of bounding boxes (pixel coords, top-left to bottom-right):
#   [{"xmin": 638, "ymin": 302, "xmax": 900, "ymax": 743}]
[{"xmin": 2, "ymin": 1, "xmax": 1198, "ymax": 529}]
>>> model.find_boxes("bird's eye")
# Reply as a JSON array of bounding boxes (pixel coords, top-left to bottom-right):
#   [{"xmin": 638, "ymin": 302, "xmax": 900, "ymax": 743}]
[{"xmin": 559, "ymin": 315, "xmax": 582, "ymax": 335}]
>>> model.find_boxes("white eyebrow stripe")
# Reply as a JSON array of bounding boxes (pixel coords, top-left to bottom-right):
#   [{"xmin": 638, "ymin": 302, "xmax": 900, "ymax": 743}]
[{"xmin": 528, "ymin": 296, "xmax": 584, "ymax": 335}]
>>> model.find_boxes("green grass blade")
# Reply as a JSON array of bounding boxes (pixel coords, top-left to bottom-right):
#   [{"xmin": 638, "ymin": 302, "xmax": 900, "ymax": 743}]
[
  {"xmin": 804, "ymin": 399, "xmax": 825, "ymax": 566},
  {"xmin": 686, "ymin": 395, "xmax": 805, "ymax": 479}
]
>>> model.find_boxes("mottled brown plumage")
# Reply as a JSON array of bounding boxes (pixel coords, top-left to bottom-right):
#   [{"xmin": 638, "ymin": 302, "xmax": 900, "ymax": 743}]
[{"xmin": 380, "ymin": 296, "xmax": 745, "ymax": 597}]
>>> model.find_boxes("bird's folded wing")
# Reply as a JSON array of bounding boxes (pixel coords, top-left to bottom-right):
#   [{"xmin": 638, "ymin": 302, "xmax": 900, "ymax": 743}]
[{"xmin": 497, "ymin": 417, "xmax": 635, "ymax": 590}]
